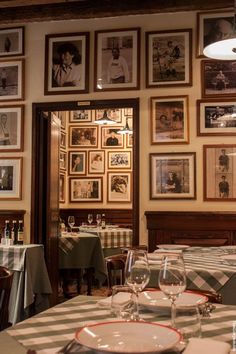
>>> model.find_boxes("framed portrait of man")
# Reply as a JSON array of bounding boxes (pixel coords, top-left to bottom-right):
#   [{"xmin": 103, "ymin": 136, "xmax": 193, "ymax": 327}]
[
  {"xmin": 0, "ymin": 27, "xmax": 24, "ymax": 58},
  {"xmin": 0, "ymin": 157, "xmax": 22, "ymax": 200},
  {"xmin": 0, "ymin": 59, "xmax": 24, "ymax": 101},
  {"xmin": 68, "ymin": 151, "xmax": 86, "ymax": 175},
  {"xmin": 0, "ymin": 105, "xmax": 24, "ymax": 151},
  {"xmin": 107, "ymin": 172, "xmax": 132, "ymax": 202},
  {"xmin": 101, "ymin": 127, "xmax": 123, "ymax": 149}
]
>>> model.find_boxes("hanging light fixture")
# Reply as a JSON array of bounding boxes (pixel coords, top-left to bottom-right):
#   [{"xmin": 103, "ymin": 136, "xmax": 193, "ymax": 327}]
[
  {"xmin": 117, "ymin": 117, "xmax": 133, "ymax": 135},
  {"xmin": 94, "ymin": 110, "xmax": 116, "ymax": 125}
]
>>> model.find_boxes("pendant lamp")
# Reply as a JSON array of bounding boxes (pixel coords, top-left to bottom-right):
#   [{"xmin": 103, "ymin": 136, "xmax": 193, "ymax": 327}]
[
  {"xmin": 117, "ymin": 117, "xmax": 133, "ymax": 135},
  {"xmin": 94, "ymin": 110, "xmax": 116, "ymax": 125}
]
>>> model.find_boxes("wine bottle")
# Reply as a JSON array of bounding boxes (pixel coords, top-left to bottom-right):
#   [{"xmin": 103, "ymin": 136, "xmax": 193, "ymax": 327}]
[
  {"xmin": 101, "ymin": 213, "xmax": 106, "ymax": 229},
  {"xmin": 17, "ymin": 220, "xmax": 24, "ymax": 245},
  {"xmin": 4, "ymin": 220, "xmax": 11, "ymax": 239},
  {"xmin": 11, "ymin": 220, "xmax": 18, "ymax": 245}
]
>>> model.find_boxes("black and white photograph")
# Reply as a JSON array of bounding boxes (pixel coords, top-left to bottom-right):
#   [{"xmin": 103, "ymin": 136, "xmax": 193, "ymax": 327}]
[
  {"xmin": 108, "ymin": 151, "xmax": 131, "ymax": 169},
  {"xmin": 95, "ymin": 109, "xmax": 122, "ymax": 123},
  {"xmin": 88, "ymin": 150, "xmax": 105, "ymax": 174},
  {"xmin": 107, "ymin": 172, "xmax": 131, "ymax": 202},
  {"xmin": 60, "ymin": 131, "xmax": 66, "ymax": 149},
  {"xmin": 59, "ymin": 173, "xmax": 65, "ymax": 203},
  {"xmin": 101, "ymin": 127, "xmax": 123, "ymax": 148},
  {"xmin": 0, "ymin": 60, "xmax": 24, "ymax": 101},
  {"xmin": 69, "ymin": 126, "xmax": 98, "ymax": 148},
  {"xmin": 59, "ymin": 151, "xmax": 66, "ymax": 170},
  {"xmin": 0, "ymin": 105, "xmax": 24, "ymax": 151},
  {"xmin": 0, "ymin": 27, "xmax": 24, "ymax": 58},
  {"xmin": 0, "ymin": 157, "xmax": 22, "ymax": 200},
  {"xmin": 69, "ymin": 110, "xmax": 92, "ymax": 123},
  {"xmin": 68, "ymin": 151, "xmax": 86, "ymax": 175},
  {"xmin": 69, "ymin": 177, "xmax": 103, "ymax": 202}
]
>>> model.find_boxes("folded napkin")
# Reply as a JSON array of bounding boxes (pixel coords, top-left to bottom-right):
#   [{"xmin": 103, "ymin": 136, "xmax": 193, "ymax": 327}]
[
  {"xmin": 183, "ymin": 338, "xmax": 231, "ymax": 354},
  {"xmin": 154, "ymin": 249, "xmax": 183, "ymax": 254},
  {"xmin": 97, "ymin": 293, "xmax": 131, "ymax": 308}
]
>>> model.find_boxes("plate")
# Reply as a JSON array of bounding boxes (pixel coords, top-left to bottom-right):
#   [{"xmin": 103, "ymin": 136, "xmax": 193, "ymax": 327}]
[
  {"xmin": 147, "ymin": 253, "xmax": 163, "ymax": 261},
  {"xmin": 220, "ymin": 254, "xmax": 236, "ymax": 264},
  {"xmin": 75, "ymin": 321, "xmax": 181, "ymax": 353},
  {"xmin": 157, "ymin": 244, "xmax": 190, "ymax": 251}
]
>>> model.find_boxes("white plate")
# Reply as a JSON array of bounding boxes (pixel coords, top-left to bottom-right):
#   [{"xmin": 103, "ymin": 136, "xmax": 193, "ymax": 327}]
[
  {"xmin": 75, "ymin": 321, "xmax": 181, "ymax": 353},
  {"xmin": 157, "ymin": 244, "xmax": 190, "ymax": 250},
  {"xmin": 220, "ymin": 254, "xmax": 236, "ymax": 264},
  {"xmin": 147, "ymin": 253, "xmax": 163, "ymax": 261}
]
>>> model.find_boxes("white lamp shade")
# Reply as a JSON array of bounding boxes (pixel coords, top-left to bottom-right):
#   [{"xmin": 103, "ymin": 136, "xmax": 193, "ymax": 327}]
[{"xmin": 203, "ymin": 37, "xmax": 236, "ymax": 60}]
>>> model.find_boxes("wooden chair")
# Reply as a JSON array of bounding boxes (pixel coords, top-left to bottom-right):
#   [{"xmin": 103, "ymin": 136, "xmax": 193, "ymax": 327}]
[{"xmin": 0, "ymin": 266, "xmax": 14, "ymax": 331}]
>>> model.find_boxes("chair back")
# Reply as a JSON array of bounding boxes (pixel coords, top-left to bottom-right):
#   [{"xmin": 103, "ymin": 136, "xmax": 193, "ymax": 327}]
[
  {"xmin": 105, "ymin": 254, "xmax": 127, "ymax": 289},
  {"xmin": 0, "ymin": 266, "xmax": 13, "ymax": 330}
]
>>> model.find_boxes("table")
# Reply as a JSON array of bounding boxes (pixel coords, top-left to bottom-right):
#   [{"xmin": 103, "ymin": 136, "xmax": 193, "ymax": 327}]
[{"xmin": 0, "ymin": 244, "xmax": 52, "ymax": 325}]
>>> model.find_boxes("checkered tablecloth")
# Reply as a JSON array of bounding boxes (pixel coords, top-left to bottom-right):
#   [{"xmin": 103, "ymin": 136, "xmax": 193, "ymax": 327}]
[
  {"xmin": 79, "ymin": 227, "xmax": 133, "ymax": 248},
  {"xmin": 0, "ymin": 245, "xmax": 26, "ymax": 271},
  {"xmin": 59, "ymin": 236, "xmax": 80, "ymax": 254}
]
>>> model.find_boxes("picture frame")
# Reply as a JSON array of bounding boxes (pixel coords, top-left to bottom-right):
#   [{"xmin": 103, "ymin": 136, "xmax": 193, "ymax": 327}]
[
  {"xmin": 0, "ymin": 59, "xmax": 24, "ymax": 101},
  {"xmin": 69, "ymin": 125, "xmax": 98, "ymax": 148},
  {"xmin": 69, "ymin": 177, "xmax": 103, "ymax": 202},
  {"xmin": 60, "ymin": 131, "xmax": 66, "ymax": 149},
  {"xmin": 0, "ymin": 27, "xmax": 24, "ymax": 58},
  {"xmin": 126, "ymin": 133, "xmax": 133, "ymax": 148},
  {"xmin": 108, "ymin": 150, "xmax": 131, "ymax": 169},
  {"xmin": 0, "ymin": 105, "xmax": 24, "ymax": 151},
  {"xmin": 57, "ymin": 111, "xmax": 67, "ymax": 130},
  {"xmin": 203, "ymin": 144, "xmax": 236, "ymax": 201},
  {"xmin": 69, "ymin": 110, "xmax": 92, "ymax": 123},
  {"xmin": 44, "ymin": 32, "xmax": 90, "ymax": 95},
  {"xmin": 150, "ymin": 95, "xmax": 189, "ymax": 144},
  {"xmin": 95, "ymin": 109, "xmax": 122, "ymax": 123},
  {"xmin": 197, "ymin": 99, "xmax": 236, "ymax": 136},
  {"xmin": 101, "ymin": 127, "xmax": 124, "ymax": 149},
  {"xmin": 107, "ymin": 172, "xmax": 132, "ymax": 202},
  {"xmin": 150, "ymin": 152, "xmax": 196, "ymax": 200},
  {"xmin": 68, "ymin": 151, "xmax": 86, "ymax": 175},
  {"xmin": 59, "ymin": 173, "xmax": 65, "ymax": 203},
  {"xmin": 88, "ymin": 150, "xmax": 105, "ymax": 174},
  {"xmin": 0, "ymin": 157, "xmax": 22, "ymax": 200},
  {"xmin": 59, "ymin": 151, "xmax": 67, "ymax": 170},
  {"xmin": 94, "ymin": 27, "xmax": 140, "ymax": 91},
  {"xmin": 146, "ymin": 29, "xmax": 192, "ymax": 88}
]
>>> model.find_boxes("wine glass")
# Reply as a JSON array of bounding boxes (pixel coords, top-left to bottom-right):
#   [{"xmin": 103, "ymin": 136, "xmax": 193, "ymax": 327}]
[
  {"xmin": 68, "ymin": 215, "xmax": 75, "ymax": 232},
  {"xmin": 87, "ymin": 214, "xmax": 93, "ymax": 226},
  {"xmin": 96, "ymin": 214, "xmax": 101, "ymax": 228},
  {"xmin": 125, "ymin": 249, "xmax": 150, "ymax": 320},
  {"xmin": 158, "ymin": 254, "xmax": 186, "ymax": 328}
]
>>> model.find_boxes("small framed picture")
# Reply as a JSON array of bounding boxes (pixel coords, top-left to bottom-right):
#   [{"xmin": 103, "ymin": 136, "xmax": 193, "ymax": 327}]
[
  {"xmin": 0, "ymin": 157, "xmax": 22, "ymax": 200},
  {"xmin": 60, "ymin": 131, "xmax": 66, "ymax": 149},
  {"xmin": 59, "ymin": 173, "xmax": 65, "ymax": 203},
  {"xmin": 150, "ymin": 95, "xmax": 189, "ymax": 144},
  {"xmin": 69, "ymin": 177, "xmax": 103, "ymax": 202},
  {"xmin": 88, "ymin": 150, "xmax": 105, "ymax": 174},
  {"xmin": 44, "ymin": 32, "xmax": 90, "ymax": 95},
  {"xmin": 69, "ymin": 125, "xmax": 98, "ymax": 148},
  {"xmin": 108, "ymin": 150, "xmax": 131, "ymax": 169},
  {"xmin": 146, "ymin": 29, "xmax": 192, "ymax": 88},
  {"xmin": 94, "ymin": 27, "xmax": 140, "ymax": 91},
  {"xmin": 68, "ymin": 151, "xmax": 86, "ymax": 175},
  {"xmin": 95, "ymin": 109, "xmax": 122, "ymax": 123},
  {"xmin": 0, "ymin": 59, "xmax": 24, "ymax": 101},
  {"xmin": 57, "ymin": 111, "xmax": 67, "ymax": 130},
  {"xmin": 150, "ymin": 152, "xmax": 196, "ymax": 200},
  {"xmin": 203, "ymin": 144, "xmax": 236, "ymax": 201},
  {"xmin": 69, "ymin": 110, "xmax": 92, "ymax": 123},
  {"xmin": 59, "ymin": 151, "xmax": 66, "ymax": 170},
  {"xmin": 107, "ymin": 172, "xmax": 132, "ymax": 202},
  {"xmin": 0, "ymin": 105, "xmax": 24, "ymax": 151},
  {"xmin": 101, "ymin": 127, "xmax": 123, "ymax": 149},
  {"xmin": 0, "ymin": 27, "xmax": 24, "ymax": 58},
  {"xmin": 126, "ymin": 133, "xmax": 133, "ymax": 148}
]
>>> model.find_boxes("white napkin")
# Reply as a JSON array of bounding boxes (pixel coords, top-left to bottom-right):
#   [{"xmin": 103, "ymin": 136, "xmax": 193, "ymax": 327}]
[
  {"xmin": 183, "ymin": 338, "xmax": 231, "ymax": 354},
  {"xmin": 97, "ymin": 293, "xmax": 131, "ymax": 308}
]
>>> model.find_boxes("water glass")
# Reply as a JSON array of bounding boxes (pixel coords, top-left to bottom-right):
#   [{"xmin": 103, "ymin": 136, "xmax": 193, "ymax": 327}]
[
  {"xmin": 111, "ymin": 285, "xmax": 136, "ymax": 320},
  {"xmin": 88, "ymin": 214, "xmax": 93, "ymax": 225},
  {"xmin": 96, "ymin": 214, "xmax": 101, "ymax": 228},
  {"xmin": 174, "ymin": 305, "xmax": 201, "ymax": 343}
]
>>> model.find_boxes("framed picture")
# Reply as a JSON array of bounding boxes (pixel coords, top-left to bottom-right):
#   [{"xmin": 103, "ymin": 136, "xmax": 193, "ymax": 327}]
[
  {"xmin": 68, "ymin": 151, "xmax": 86, "ymax": 175},
  {"xmin": 126, "ymin": 133, "xmax": 133, "ymax": 148},
  {"xmin": 123, "ymin": 108, "xmax": 133, "ymax": 117},
  {"xmin": 95, "ymin": 109, "xmax": 122, "ymax": 123},
  {"xmin": 88, "ymin": 150, "xmax": 105, "ymax": 174},
  {"xmin": 0, "ymin": 157, "xmax": 22, "ymax": 200},
  {"xmin": 94, "ymin": 27, "xmax": 140, "ymax": 91},
  {"xmin": 69, "ymin": 125, "xmax": 98, "ymax": 148},
  {"xmin": 101, "ymin": 127, "xmax": 123, "ymax": 148},
  {"xmin": 44, "ymin": 32, "xmax": 90, "ymax": 95},
  {"xmin": 203, "ymin": 144, "xmax": 236, "ymax": 201},
  {"xmin": 107, "ymin": 172, "xmax": 132, "ymax": 202},
  {"xmin": 57, "ymin": 111, "xmax": 67, "ymax": 130},
  {"xmin": 0, "ymin": 27, "xmax": 24, "ymax": 58},
  {"xmin": 0, "ymin": 59, "xmax": 24, "ymax": 101},
  {"xmin": 150, "ymin": 95, "xmax": 189, "ymax": 144},
  {"xmin": 150, "ymin": 152, "xmax": 196, "ymax": 200},
  {"xmin": 146, "ymin": 29, "xmax": 192, "ymax": 88},
  {"xmin": 60, "ymin": 131, "xmax": 66, "ymax": 149},
  {"xmin": 108, "ymin": 150, "xmax": 131, "ymax": 169},
  {"xmin": 0, "ymin": 105, "xmax": 24, "ymax": 151},
  {"xmin": 59, "ymin": 173, "xmax": 65, "ymax": 203},
  {"xmin": 69, "ymin": 177, "xmax": 103, "ymax": 202},
  {"xmin": 201, "ymin": 60, "xmax": 236, "ymax": 98},
  {"xmin": 59, "ymin": 151, "xmax": 66, "ymax": 170},
  {"xmin": 197, "ymin": 11, "xmax": 233, "ymax": 58},
  {"xmin": 69, "ymin": 110, "xmax": 92, "ymax": 123},
  {"xmin": 197, "ymin": 99, "xmax": 236, "ymax": 136}
]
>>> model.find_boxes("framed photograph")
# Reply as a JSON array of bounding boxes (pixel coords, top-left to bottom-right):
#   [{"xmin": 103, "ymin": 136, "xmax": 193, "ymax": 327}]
[
  {"xmin": 201, "ymin": 60, "xmax": 236, "ymax": 98},
  {"xmin": 95, "ymin": 109, "xmax": 122, "ymax": 123},
  {"xmin": 203, "ymin": 144, "xmax": 236, "ymax": 201},
  {"xmin": 44, "ymin": 32, "xmax": 90, "ymax": 95},
  {"xmin": 146, "ymin": 29, "xmax": 192, "ymax": 88},
  {"xmin": 94, "ymin": 27, "xmax": 140, "ymax": 91},
  {"xmin": 101, "ymin": 127, "xmax": 123, "ymax": 148},
  {"xmin": 60, "ymin": 131, "xmax": 66, "ymax": 149},
  {"xmin": 107, "ymin": 172, "xmax": 132, "ymax": 202},
  {"xmin": 69, "ymin": 177, "xmax": 103, "ymax": 202},
  {"xmin": 0, "ymin": 59, "xmax": 24, "ymax": 101},
  {"xmin": 0, "ymin": 157, "xmax": 22, "ymax": 200},
  {"xmin": 108, "ymin": 151, "xmax": 131, "ymax": 169},
  {"xmin": 0, "ymin": 27, "xmax": 24, "ymax": 58},
  {"xmin": 59, "ymin": 151, "xmax": 66, "ymax": 170},
  {"xmin": 88, "ymin": 150, "xmax": 105, "ymax": 174},
  {"xmin": 69, "ymin": 110, "xmax": 92, "ymax": 123},
  {"xmin": 123, "ymin": 108, "xmax": 133, "ymax": 117},
  {"xmin": 0, "ymin": 105, "xmax": 24, "ymax": 151},
  {"xmin": 68, "ymin": 151, "xmax": 86, "ymax": 175},
  {"xmin": 69, "ymin": 125, "xmax": 98, "ymax": 148},
  {"xmin": 126, "ymin": 133, "xmax": 133, "ymax": 148},
  {"xmin": 197, "ymin": 11, "xmax": 233, "ymax": 58},
  {"xmin": 57, "ymin": 111, "xmax": 67, "ymax": 130},
  {"xmin": 59, "ymin": 173, "xmax": 65, "ymax": 203},
  {"xmin": 150, "ymin": 95, "xmax": 189, "ymax": 144},
  {"xmin": 197, "ymin": 99, "xmax": 236, "ymax": 136},
  {"xmin": 150, "ymin": 152, "xmax": 196, "ymax": 200}
]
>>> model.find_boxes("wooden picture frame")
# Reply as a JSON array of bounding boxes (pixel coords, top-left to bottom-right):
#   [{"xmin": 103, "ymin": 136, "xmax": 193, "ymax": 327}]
[
  {"xmin": 69, "ymin": 176, "xmax": 103, "ymax": 202},
  {"xmin": 60, "ymin": 131, "xmax": 66, "ymax": 150},
  {"xmin": 126, "ymin": 133, "xmax": 133, "ymax": 148},
  {"xmin": 0, "ymin": 105, "xmax": 24, "ymax": 151},
  {"xmin": 107, "ymin": 171, "xmax": 132, "ymax": 202},
  {"xmin": 69, "ymin": 110, "xmax": 92, "ymax": 123},
  {"xmin": 0, "ymin": 157, "xmax": 22, "ymax": 200},
  {"xmin": 150, "ymin": 152, "xmax": 196, "ymax": 200},
  {"xmin": 0, "ymin": 27, "xmax": 24, "ymax": 58},
  {"xmin": 108, "ymin": 150, "xmax": 131, "ymax": 169},
  {"xmin": 88, "ymin": 150, "xmax": 105, "ymax": 174},
  {"xmin": 101, "ymin": 126, "xmax": 123, "ymax": 149},
  {"xmin": 0, "ymin": 59, "xmax": 24, "ymax": 101},
  {"xmin": 57, "ymin": 111, "xmax": 67, "ymax": 130},
  {"xmin": 68, "ymin": 151, "xmax": 86, "ymax": 175},
  {"xmin": 69, "ymin": 125, "xmax": 98, "ymax": 148},
  {"xmin": 95, "ymin": 109, "xmax": 122, "ymax": 123},
  {"xmin": 94, "ymin": 27, "xmax": 140, "ymax": 91},
  {"xmin": 59, "ymin": 151, "xmax": 66, "ymax": 170},
  {"xmin": 59, "ymin": 173, "xmax": 65, "ymax": 203},
  {"xmin": 146, "ymin": 29, "xmax": 192, "ymax": 88}
]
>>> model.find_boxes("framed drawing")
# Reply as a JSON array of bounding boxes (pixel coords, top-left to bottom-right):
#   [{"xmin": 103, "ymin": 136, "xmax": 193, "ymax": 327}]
[
  {"xmin": 69, "ymin": 125, "xmax": 98, "ymax": 148},
  {"xmin": 59, "ymin": 173, "xmax": 65, "ymax": 203},
  {"xmin": 69, "ymin": 177, "xmax": 103, "ymax": 202},
  {"xmin": 107, "ymin": 172, "xmax": 132, "ymax": 202},
  {"xmin": 68, "ymin": 151, "xmax": 86, "ymax": 175},
  {"xmin": 0, "ymin": 27, "xmax": 24, "ymax": 58},
  {"xmin": 108, "ymin": 151, "xmax": 131, "ymax": 169},
  {"xmin": 0, "ymin": 59, "xmax": 24, "ymax": 101},
  {"xmin": 0, "ymin": 105, "xmax": 24, "ymax": 151},
  {"xmin": 59, "ymin": 151, "xmax": 66, "ymax": 170},
  {"xmin": 101, "ymin": 127, "xmax": 123, "ymax": 148},
  {"xmin": 94, "ymin": 27, "xmax": 140, "ymax": 91},
  {"xmin": 44, "ymin": 32, "xmax": 90, "ymax": 95},
  {"xmin": 88, "ymin": 150, "xmax": 105, "ymax": 174},
  {"xmin": 95, "ymin": 109, "xmax": 122, "ymax": 123},
  {"xmin": 0, "ymin": 157, "xmax": 22, "ymax": 200},
  {"xmin": 203, "ymin": 144, "xmax": 236, "ymax": 201},
  {"xmin": 197, "ymin": 99, "xmax": 236, "ymax": 136},
  {"xmin": 146, "ymin": 29, "xmax": 192, "ymax": 88},
  {"xmin": 60, "ymin": 131, "xmax": 66, "ymax": 149},
  {"xmin": 150, "ymin": 95, "xmax": 189, "ymax": 144},
  {"xmin": 69, "ymin": 110, "xmax": 92, "ymax": 123},
  {"xmin": 150, "ymin": 152, "xmax": 196, "ymax": 200}
]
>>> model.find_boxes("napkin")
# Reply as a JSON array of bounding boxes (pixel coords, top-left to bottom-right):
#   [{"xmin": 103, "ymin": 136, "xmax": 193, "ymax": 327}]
[
  {"xmin": 154, "ymin": 249, "xmax": 183, "ymax": 254},
  {"xmin": 97, "ymin": 293, "xmax": 131, "ymax": 308},
  {"xmin": 183, "ymin": 338, "xmax": 231, "ymax": 354}
]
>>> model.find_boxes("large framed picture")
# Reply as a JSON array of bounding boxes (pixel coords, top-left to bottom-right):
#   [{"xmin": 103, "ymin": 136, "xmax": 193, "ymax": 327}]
[
  {"xmin": 69, "ymin": 125, "xmax": 98, "ymax": 148},
  {"xmin": 150, "ymin": 96, "xmax": 189, "ymax": 144},
  {"xmin": 107, "ymin": 172, "xmax": 132, "ymax": 202},
  {"xmin": 69, "ymin": 110, "xmax": 92, "ymax": 123},
  {"xmin": 203, "ymin": 144, "xmax": 236, "ymax": 201},
  {"xmin": 88, "ymin": 150, "xmax": 105, "ymax": 174},
  {"xmin": 150, "ymin": 152, "xmax": 196, "ymax": 200},
  {"xmin": 0, "ymin": 27, "xmax": 24, "ymax": 58},
  {"xmin": 101, "ymin": 127, "xmax": 123, "ymax": 148},
  {"xmin": 44, "ymin": 32, "xmax": 90, "ymax": 95},
  {"xmin": 146, "ymin": 29, "xmax": 192, "ymax": 88},
  {"xmin": 94, "ymin": 28, "xmax": 140, "ymax": 91},
  {"xmin": 0, "ymin": 59, "xmax": 24, "ymax": 101},
  {"xmin": 0, "ymin": 157, "xmax": 22, "ymax": 200},
  {"xmin": 68, "ymin": 151, "xmax": 86, "ymax": 175},
  {"xmin": 108, "ymin": 150, "xmax": 131, "ymax": 169},
  {"xmin": 0, "ymin": 105, "xmax": 24, "ymax": 151},
  {"xmin": 69, "ymin": 177, "xmax": 103, "ymax": 202},
  {"xmin": 59, "ymin": 173, "xmax": 65, "ymax": 203}
]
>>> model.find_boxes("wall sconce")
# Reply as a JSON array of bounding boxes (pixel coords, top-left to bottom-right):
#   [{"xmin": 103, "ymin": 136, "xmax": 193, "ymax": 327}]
[
  {"xmin": 94, "ymin": 110, "xmax": 116, "ymax": 125},
  {"xmin": 117, "ymin": 117, "xmax": 133, "ymax": 135}
]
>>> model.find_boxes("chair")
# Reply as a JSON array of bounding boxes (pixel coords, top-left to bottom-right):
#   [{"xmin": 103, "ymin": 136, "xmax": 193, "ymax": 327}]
[
  {"xmin": 0, "ymin": 266, "xmax": 14, "ymax": 330},
  {"xmin": 120, "ymin": 245, "xmax": 148, "ymax": 254},
  {"xmin": 105, "ymin": 254, "xmax": 127, "ymax": 290}
]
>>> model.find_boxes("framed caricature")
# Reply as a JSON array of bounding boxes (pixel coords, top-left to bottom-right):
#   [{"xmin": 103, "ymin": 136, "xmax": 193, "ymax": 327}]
[
  {"xmin": 0, "ymin": 27, "xmax": 24, "ymax": 58},
  {"xmin": 0, "ymin": 59, "xmax": 24, "ymax": 101},
  {"xmin": 108, "ymin": 151, "xmax": 131, "ymax": 169},
  {"xmin": 107, "ymin": 172, "xmax": 132, "ymax": 202},
  {"xmin": 0, "ymin": 105, "xmax": 24, "ymax": 151},
  {"xmin": 0, "ymin": 157, "xmax": 22, "ymax": 200},
  {"xmin": 69, "ymin": 177, "xmax": 103, "ymax": 202},
  {"xmin": 88, "ymin": 150, "xmax": 105, "ymax": 174}
]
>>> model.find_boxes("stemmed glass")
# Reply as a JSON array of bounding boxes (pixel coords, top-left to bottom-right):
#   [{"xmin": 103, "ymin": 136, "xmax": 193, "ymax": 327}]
[
  {"xmin": 68, "ymin": 215, "xmax": 75, "ymax": 232},
  {"xmin": 88, "ymin": 214, "xmax": 93, "ymax": 226},
  {"xmin": 158, "ymin": 253, "xmax": 186, "ymax": 327},
  {"xmin": 96, "ymin": 214, "xmax": 101, "ymax": 228},
  {"xmin": 125, "ymin": 249, "xmax": 150, "ymax": 320}
]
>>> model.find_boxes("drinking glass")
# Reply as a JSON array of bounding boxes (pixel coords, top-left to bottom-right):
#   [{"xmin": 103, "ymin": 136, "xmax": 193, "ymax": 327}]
[
  {"xmin": 96, "ymin": 214, "xmax": 101, "ymax": 228},
  {"xmin": 87, "ymin": 214, "xmax": 93, "ymax": 225},
  {"xmin": 68, "ymin": 215, "xmax": 75, "ymax": 232},
  {"xmin": 111, "ymin": 285, "xmax": 136, "ymax": 320},
  {"xmin": 174, "ymin": 305, "xmax": 201, "ymax": 343}
]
